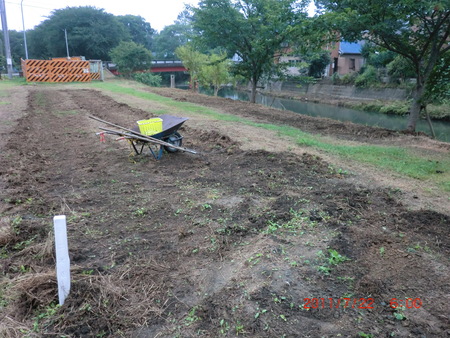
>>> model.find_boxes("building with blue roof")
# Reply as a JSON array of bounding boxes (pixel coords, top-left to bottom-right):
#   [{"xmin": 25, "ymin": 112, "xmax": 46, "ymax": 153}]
[{"xmin": 324, "ymin": 40, "xmax": 365, "ymax": 77}]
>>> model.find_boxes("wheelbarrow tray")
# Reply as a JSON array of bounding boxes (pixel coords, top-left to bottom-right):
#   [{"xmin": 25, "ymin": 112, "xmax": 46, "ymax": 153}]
[
  {"xmin": 128, "ymin": 114, "xmax": 189, "ymax": 159},
  {"xmin": 150, "ymin": 114, "xmax": 189, "ymax": 140}
]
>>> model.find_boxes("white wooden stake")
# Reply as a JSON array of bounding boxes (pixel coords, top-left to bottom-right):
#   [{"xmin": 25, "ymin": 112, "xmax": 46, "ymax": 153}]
[{"xmin": 54, "ymin": 215, "xmax": 70, "ymax": 305}]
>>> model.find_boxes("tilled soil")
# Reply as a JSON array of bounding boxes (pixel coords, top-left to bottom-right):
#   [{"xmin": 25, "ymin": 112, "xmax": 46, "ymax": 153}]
[{"xmin": 0, "ymin": 84, "xmax": 449, "ymax": 337}]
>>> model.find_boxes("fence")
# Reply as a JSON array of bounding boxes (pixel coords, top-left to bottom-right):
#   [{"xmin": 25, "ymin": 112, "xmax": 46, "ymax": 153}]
[{"xmin": 21, "ymin": 59, "xmax": 103, "ymax": 83}]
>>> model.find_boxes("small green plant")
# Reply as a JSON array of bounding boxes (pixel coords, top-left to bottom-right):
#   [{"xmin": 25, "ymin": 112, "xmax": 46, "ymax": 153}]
[
  {"xmin": 327, "ymin": 249, "xmax": 349, "ymax": 265},
  {"xmin": 247, "ymin": 253, "xmax": 263, "ymax": 266},
  {"xmin": 184, "ymin": 306, "xmax": 201, "ymax": 325},
  {"xmin": 133, "ymin": 207, "xmax": 147, "ymax": 217},
  {"xmin": 13, "ymin": 235, "xmax": 37, "ymax": 250},
  {"xmin": 358, "ymin": 331, "xmax": 373, "ymax": 337},
  {"xmin": 235, "ymin": 322, "xmax": 245, "ymax": 335},
  {"xmin": 317, "ymin": 265, "xmax": 331, "ymax": 275},
  {"xmin": 317, "ymin": 249, "xmax": 349, "ymax": 274},
  {"xmin": 393, "ymin": 306, "xmax": 407, "ymax": 320},
  {"xmin": 328, "ymin": 165, "xmax": 348, "ymax": 175},
  {"xmin": 32, "ymin": 303, "xmax": 60, "ymax": 332},
  {"xmin": 254, "ymin": 309, "xmax": 267, "ymax": 319},
  {"xmin": 11, "ymin": 216, "xmax": 23, "ymax": 233},
  {"xmin": 219, "ymin": 318, "xmax": 230, "ymax": 334}
]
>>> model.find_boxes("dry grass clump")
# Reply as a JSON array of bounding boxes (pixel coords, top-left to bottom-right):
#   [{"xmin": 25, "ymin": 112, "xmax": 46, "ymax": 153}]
[
  {"xmin": 0, "ymin": 217, "xmax": 16, "ymax": 246},
  {"xmin": 0, "ymin": 271, "xmax": 57, "ymax": 337},
  {"xmin": 0, "ymin": 316, "xmax": 33, "ymax": 338},
  {"xmin": 50, "ymin": 259, "xmax": 170, "ymax": 335},
  {"xmin": 12, "ymin": 229, "xmax": 54, "ymax": 264},
  {"xmin": 1, "ymin": 258, "xmax": 172, "ymax": 336}
]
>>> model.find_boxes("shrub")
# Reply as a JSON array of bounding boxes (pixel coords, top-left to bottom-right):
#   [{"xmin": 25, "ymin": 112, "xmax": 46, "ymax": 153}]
[
  {"xmin": 355, "ymin": 66, "xmax": 379, "ymax": 88},
  {"xmin": 133, "ymin": 73, "xmax": 162, "ymax": 87},
  {"xmin": 340, "ymin": 72, "xmax": 358, "ymax": 85},
  {"xmin": 331, "ymin": 72, "xmax": 340, "ymax": 85},
  {"xmin": 379, "ymin": 101, "xmax": 410, "ymax": 115}
]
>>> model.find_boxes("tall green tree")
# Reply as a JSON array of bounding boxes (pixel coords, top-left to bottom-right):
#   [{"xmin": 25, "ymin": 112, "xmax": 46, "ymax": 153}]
[
  {"xmin": 302, "ymin": 50, "xmax": 331, "ymax": 78},
  {"xmin": 27, "ymin": 6, "xmax": 129, "ymax": 60},
  {"xmin": 316, "ymin": 0, "xmax": 450, "ymax": 131},
  {"xmin": 199, "ymin": 52, "xmax": 232, "ymax": 95},
  {"xmin": 175, "ymin": 44, "xmax": 207, "ymax": 91},
  {"xmin": 117, "ymin": 15, "xmax": 154, "ymax": 50},
  {"xmin": 192, "ymin": 0, "xmax": 306, "ymax": 103},
  {"xmin": 7, "ymin": 30, "xmax": 26, "ymax": 66},
  {"xmin": 386, "ymin": 55, "xmax": 416, "ymax": 83},
  {"xmin": 425, "ymin": 53, "xmax": 450, "ymax": 104},
  {"xmin": 110, "ymin": 41, "xmax": 152, "ymax": 77},
  {"xmin": 153, "ymin": 23, "xmax": 192, "ymax": 59}
]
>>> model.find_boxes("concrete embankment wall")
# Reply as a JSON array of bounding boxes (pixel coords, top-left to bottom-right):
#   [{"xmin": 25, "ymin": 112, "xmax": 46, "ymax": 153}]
[{"xmin": 268, "ymin": 81, "xmax": 411, "ymax": 101}]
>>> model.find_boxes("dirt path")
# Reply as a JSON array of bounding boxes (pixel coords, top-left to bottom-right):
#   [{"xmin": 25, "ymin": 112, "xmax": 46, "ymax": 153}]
[{"xmin": 0, "ymin": 83, "xmax": 449, "ymax": 337}]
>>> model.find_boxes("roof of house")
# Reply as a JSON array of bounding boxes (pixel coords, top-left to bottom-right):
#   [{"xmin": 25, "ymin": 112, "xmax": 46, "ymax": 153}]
[{"xmin": 340, "ymin": 41, "xmax": 362, "ymax": 55}]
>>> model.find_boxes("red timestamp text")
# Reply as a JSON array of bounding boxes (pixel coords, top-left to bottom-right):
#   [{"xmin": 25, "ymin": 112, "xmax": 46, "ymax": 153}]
[
  {"xmin": 303, "ymin": 297, "xmax": 374, "ymax": 309},
  {"xmin": 390, "ymin": 298, "xmax": 422, "ymax": 309}
]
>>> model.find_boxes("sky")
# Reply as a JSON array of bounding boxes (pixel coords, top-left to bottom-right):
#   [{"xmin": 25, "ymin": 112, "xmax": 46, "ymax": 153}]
[
  {"xmin": 3, "ymin": 0, "xmax": 200, "ymax": 32},
  {"xmin": 3, "ymin": 0, "xmax": 316, "ymax": 33}
]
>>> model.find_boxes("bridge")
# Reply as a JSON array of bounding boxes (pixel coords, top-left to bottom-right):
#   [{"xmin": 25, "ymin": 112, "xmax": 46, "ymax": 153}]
[
  {"xmin": 105, "ymin": 60, "xmax": 187, "ymax": 75},
  {"xmin": 150, "ymin": 60, "xmax": 187, "ymax": 73}
]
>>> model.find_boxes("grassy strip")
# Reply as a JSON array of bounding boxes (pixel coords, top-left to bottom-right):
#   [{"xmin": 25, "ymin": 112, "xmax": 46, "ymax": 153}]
[
  {"xmin": 0, "ymin": 78, "xmax": 26, "ymax": 89},
  {"xmin": 253, "ymin": 123, "xmax": 449, "ymax": 187},
  {"xmin": 91, "ymin": 82, "xmax": 450, "ymax": 191}
]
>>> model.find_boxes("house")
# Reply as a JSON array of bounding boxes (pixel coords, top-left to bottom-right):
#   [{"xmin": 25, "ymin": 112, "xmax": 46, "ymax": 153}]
[
  {"xmin": 325, "ymin": 40, "xmax": 365, "ymax": 77},
  {"xmin": 275, "ymin": 40, "xmax": 365, "ymax": 78}
]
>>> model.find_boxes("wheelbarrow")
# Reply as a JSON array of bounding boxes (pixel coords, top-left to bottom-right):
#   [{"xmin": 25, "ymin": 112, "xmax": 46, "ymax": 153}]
[
  {"xmin": 129, "ymin": 114, "xmax": 189, "ymax": 159},
  {"xmin": 90, "ymin": 115, "xmax": 197, "ymax": 160}
]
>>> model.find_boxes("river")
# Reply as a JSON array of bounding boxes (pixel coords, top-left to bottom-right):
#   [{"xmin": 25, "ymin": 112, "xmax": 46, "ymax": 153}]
[{"xmin": 199, "ymin": 87, "xmax": 450, "ymax": 143}]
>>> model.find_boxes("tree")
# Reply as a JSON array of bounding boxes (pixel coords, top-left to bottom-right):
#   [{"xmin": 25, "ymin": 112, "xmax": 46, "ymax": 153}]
[
  {"xmin": 110, "ymin": 41, "xmax": 152, "ymax": 77},
  {"xmin": 192, "ymin": 0, "xmax": 306, "ymax": 103},
  {"xmin": 0, "ymin": 55, "xmax": 5, "ymax": 75},
  {"xmin": 117, "ymin": 15, "xmax": 154, "ymax": 50},
  {"xmin": 425, "ymin": 53, "xmax": 450, "ymax": 103},
  {"xmin": 27, "ymin": 6, "xmax": 129, "ymax": 60},
  {"xmin": 302, "ymin": 50, "xmax": 331, "ymax": 78},
  {"xmin": 361, "ymin": 43, "xmax": 396, "ymax": 69},
  {"xmin": 153, "ymin": 24, "xmax": 191, "ymax": 59},
  {"xmin": 386, "ymin": 55, "xmax": 416, "ymax": 83},
  {"xmin": 8, "ymin": 30, "xmax": 26, "ymax": 66},
  {"xmin": 316, "ymin": 0, "xmax": 450, "ymax": 131},
  {"xmin": 199, "ymin": 52, "xmax": 232, "ymax": 95},
  {"xmin": 175, "ymin": 44, "xmax": 207, "ymax": 91}
]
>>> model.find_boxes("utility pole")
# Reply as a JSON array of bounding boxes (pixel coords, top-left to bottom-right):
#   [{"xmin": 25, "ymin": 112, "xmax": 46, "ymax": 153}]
[
  {"xmin": 64, "ymin": 29, "xmax": 70, "ymax": 59},
  {"xmin": 0, "ymin": 0, "xmax": 13, "ymax": 78},
  {"xmin": 21, "ymin": 0, "xmax": 28, "ymax": 59}
]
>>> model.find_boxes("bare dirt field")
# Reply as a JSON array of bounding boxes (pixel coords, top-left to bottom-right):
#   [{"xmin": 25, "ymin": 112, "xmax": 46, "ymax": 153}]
[{"xmin": 0, "ymin": 82, "xmax": 449, "ymax": 337}]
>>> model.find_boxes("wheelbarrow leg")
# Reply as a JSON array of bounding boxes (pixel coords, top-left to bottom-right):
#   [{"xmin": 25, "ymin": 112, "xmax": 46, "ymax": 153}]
[
  {"xmin": 130, "ymin": 141, "xmax": 146, "ymax": 155},
  {"xmin": 148, "ymin": 145, "xmax": 164, "ymax": 160}
]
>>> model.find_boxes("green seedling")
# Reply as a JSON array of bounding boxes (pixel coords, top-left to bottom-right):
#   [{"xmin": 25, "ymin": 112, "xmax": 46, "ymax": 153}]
[
  {"xmin": 219, "ymin": 319, "xmax": 230, "ymax": 334},
  {"xmin": 184, "ymin": 306, "xmax": 200, "ymax": 326},
  {"xmin": 393, "ymin": 306, "xmax": 407, "ymax": 320},
  {"xmin": 133, "ymin": 207, "xmax": 147, "ymax": 217}
]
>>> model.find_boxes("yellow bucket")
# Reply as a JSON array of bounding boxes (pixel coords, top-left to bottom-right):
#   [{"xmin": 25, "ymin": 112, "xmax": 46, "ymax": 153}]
[{"xmin": 137, "ymin": 118, "xmax": 163, "ymax": 136}]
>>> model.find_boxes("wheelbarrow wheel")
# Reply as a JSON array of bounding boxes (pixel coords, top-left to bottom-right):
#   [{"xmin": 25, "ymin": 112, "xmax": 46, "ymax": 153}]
[{"xmin": 164, "ymin": 132, "xmax": 182, "ymax": 153}]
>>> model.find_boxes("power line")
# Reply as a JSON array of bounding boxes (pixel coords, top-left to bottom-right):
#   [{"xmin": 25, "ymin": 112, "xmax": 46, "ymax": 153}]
[{"xmin": 5, "ymin": 1, "xmax": 55, "ymax": 11}]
